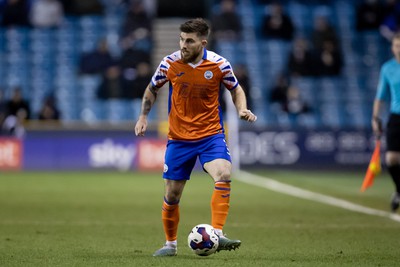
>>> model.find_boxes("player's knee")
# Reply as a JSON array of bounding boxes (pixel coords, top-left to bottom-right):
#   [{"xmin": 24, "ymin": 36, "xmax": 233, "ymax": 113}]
[
  {"xmin": 165, "ymin": 188, "xmax": 183, "ymax": 203},
  {"xmin": 165, "ymin": 192, "xmax": 181, "ymax": 203},
  {"xmin": 215, "ymin": 168, "xmax": 231, "ymax": 182},
  {"xmin": 386, "ymin": 152, "xmax": 400, "ymax": 166}
]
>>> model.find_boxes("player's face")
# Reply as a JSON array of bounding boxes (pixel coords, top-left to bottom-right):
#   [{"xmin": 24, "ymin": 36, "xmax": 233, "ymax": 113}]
[
  {"xmin": 392, "ymin": 38, "xmax": 400, "ymax": 62},
  {"xmin": 179, "ymin": 32, "xmax": 206, "ymax": 64}
]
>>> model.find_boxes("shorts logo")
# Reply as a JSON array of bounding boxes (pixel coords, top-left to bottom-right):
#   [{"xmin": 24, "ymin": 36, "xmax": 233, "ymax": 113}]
[
  {"xmin": 204, "ymin": 70, "xmax": 213, "ymax": 80},
  {"xmin": 163, "ymin": 164, "xmax": 168, "ymax": 173}
]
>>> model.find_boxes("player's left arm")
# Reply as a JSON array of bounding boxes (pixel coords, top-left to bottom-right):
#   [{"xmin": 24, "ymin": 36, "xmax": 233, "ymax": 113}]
[{"xmin": 229, "ymin": 85, "xmax": 257, "ymax": 122}]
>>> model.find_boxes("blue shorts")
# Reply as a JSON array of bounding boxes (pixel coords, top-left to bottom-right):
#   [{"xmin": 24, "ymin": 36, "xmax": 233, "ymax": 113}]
[
  {"xmin": 163, "ymin": 133, "xmax": 232, "ymax": 180},
  {"xmin": 387, "ymin": 113, "xmax": 400, "ymax": 152}
]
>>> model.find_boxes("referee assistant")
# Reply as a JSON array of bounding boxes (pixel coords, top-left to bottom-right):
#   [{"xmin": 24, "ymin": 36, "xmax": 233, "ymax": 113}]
[{"xmin": 372, "ymin": 32, "xmax": 400, "ymax": 212}]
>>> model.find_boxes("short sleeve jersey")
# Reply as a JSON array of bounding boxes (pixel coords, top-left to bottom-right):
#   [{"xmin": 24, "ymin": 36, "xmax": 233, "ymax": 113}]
[
  {"xmin": 151, "ymin": 48, "xmax": 239, "ymax": 141},
  {"xmin": 376, "ymin": 58, "xmax": 400, "ymax": 115}
]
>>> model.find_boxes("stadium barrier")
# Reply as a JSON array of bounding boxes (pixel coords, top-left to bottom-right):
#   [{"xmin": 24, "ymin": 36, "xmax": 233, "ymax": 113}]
[{"xmin": 0, "ymin": 126, "xmax": 378, "ymax": 172}]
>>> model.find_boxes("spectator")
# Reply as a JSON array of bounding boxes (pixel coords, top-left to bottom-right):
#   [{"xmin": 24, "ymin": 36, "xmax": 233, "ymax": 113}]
[
  {"xmin": 6, "ymin": 87, "xmax": 31, "ymax": 120},
  {"xmin": 282, "ymin": 85, "xmax": 312, "ymax": 125},
  {"xmin": 119, "ymin": 46, "xmax": 151, "ymax": 70},
  {"xmin": 38, "ymin": 95, "xmax": 61, "ymax": 120},
  {"xmin": 0, "ymin": 0, "xmax": 30, "ymax": 27},
  {"xmin": 382, "ymin": 0, "xmax": 400, "ymax": 17},
  {"xmin": 1, "ymin": 109, "xmax": 26, "ymax": 137},
  {"xmin": 287, "ymin": 37, "xmax": 316, "ymax": 77},
  {"xmin": 120, "ymin": 0, "xmax": 153, "ymax": 52},
  {"xmin": 269, "ymin": 73, "xmax": 290, "ymax": 106},
  {"xmin": 2, "ymin": 88, "xmax": 28, "ymax": 137},
  {"xmin": 261, "ymin": 2, "xmax": 295, "ymax": 41},
  {"xmin": 311, "ymin": 15, "xmax": 339, "ymax": 51},
  {"xmin": 211, "ymin": 0, "xmax": 242, "ymax": 41},
  {"xmin": 355, "ymin": 0, "xmax": 385, "ymax": 32},
  {"xmin": 97, "ymin": 65, "xmax": 129, "ymax": 100},
  {"xmin": 123, "ymin": 62, "xmax": 152, "ymax": 100},
  {"xmin": 379, "ymin": 0, "xmax": 400, "ymax": 42},
  {"xmin": 30, "ymin": 0, "xmax": 64, "ymax": 29},
  {"xmin": 60, "ymin": 0, "xmax": 103, "ymax": 16},
  {"xmin": 0, "ymin": 90, "xmax": 8, "ymax": 135},
  {"xmin": 79, "ymin": 38, "xmax": 115, "ymax": 75},
  {"xmin": 123, "ymin": 61, "xmax": 152, "ymax": 118},
  {"xmin": 234, "ymin": 64, "xmax": 253, "ymax": 110},
  {"xmin": 314, "ymin": 40, "xmax": 343, "ymax": 76}
]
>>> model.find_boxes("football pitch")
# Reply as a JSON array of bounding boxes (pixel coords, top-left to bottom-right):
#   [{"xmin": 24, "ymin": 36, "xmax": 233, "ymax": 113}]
[{"xmin": 0, "ymin": 170, "xmax": 399, "ymax": 267}]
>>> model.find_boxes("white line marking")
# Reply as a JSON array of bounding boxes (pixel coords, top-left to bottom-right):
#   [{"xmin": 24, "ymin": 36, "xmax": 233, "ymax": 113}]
[{"xmin": 236, "ymin": 171, "xmax": 400, "ymax": 223}]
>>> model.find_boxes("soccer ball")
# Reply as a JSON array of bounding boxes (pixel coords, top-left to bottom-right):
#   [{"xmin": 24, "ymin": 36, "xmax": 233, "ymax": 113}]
[{"xmin": 187, "ymin": 224, "xmax": 219, "ymax": 256}]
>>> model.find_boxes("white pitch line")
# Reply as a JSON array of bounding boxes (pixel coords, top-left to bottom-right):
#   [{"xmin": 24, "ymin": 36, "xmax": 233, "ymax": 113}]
[{"xmin": 236, "ymin": 171, "xmax": 400, "ymax": 223}]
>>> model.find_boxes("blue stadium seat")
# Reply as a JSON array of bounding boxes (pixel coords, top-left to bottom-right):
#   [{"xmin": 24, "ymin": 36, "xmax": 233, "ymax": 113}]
[
  {"xmin": 260, "ymin": 40, "xmax": 291, "ymax": 77},
  {"xmin": 78, "ymin": 75, "xmax": 102, "ymax": 102},
  {"xmin": 80, "ymin": 100, "xmax": 107, "ymax": 122},
  {"xmin": 318, "ymin": 102, "xmax": 343, "ymax": 128},
  {"xmin": 287, "ymin": 1, "xmax": 312, "ymax": 34},
  {"xmin": 0, "ymin": 29, "xmax": 5, "ymax": 52},
  {"xmin": 317, "ymin": 77, "xmax": 342, "ymax": 102},
  {"xmin": 344, "ymin": 100, "xmax": 369, "ymax": 128},
  {"xmin": 0, "ymin": 0, "xmax": 388, "ymax": 127},
  {"xmin": 79, "ymin": 16, "xmax": 105, "ymax": 53},
  {"xmin": 5, "ymin": 28, "xmax": 29, "ymax": 52},
  {"xmin": 106, "ymin": 99, "xmax": 128, "ymax": 121},
  {"xmin": 291, "ymin": 77, "xmax": 317, "ymax": 104}
]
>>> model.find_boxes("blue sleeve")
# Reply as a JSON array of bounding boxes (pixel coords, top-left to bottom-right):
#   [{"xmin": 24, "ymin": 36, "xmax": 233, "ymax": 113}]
[{"xmin": 376, "ymin": 66, "xmax": 390, "ymax": 101}]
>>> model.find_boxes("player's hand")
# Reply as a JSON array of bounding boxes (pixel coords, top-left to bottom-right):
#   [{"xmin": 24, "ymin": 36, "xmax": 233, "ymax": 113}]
[
  {"xmin": 239, "ymin": 109, "xmax": 257, "ymax": 122},
  {"xmin": 135, "ymin": 116, "xmax": 148, "ymax": 136},
  {"xmin": 371, "ymin": 116, "xmax": 383, "ymax": 139}
]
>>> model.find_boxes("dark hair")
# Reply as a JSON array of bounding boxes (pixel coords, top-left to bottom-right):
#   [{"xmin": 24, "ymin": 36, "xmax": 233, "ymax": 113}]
[
  {"xmin": 179, "ymin": 18, "xmax": 210, "ymax": 39},
  {"xmin": 393, "ymin": 32, "xmax": 400, "ymax": 41}
]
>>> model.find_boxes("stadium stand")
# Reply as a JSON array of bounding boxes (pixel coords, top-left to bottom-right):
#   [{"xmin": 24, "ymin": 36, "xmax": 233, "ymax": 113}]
[
  {"xmin": 0, "ymin": 0, "xmax": 393, "ymax": 128},
  {"xmin": 222, "ymin": 0, "xmax": 392, "ymax": 128}
]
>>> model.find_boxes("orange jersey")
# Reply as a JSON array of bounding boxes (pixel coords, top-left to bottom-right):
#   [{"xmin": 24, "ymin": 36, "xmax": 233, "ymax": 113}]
[{"xmin": 151, "ymin": 49, "xmax": 239, "ymax": 141}]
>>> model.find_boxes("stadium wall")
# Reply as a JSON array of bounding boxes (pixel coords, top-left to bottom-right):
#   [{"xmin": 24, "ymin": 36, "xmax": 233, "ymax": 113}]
[{"xmin": 0, "ymin": 126, "xmax": 378, "ymax": 172}]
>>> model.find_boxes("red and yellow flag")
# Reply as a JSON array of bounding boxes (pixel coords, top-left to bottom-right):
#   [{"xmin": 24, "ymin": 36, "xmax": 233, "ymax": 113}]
[{"xmin": 360, "ymin": 140, "xmax": 381, "ymax": 192}]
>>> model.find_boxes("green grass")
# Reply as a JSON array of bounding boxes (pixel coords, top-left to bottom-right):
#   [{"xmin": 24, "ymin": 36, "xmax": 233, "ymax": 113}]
[{"xmin": 0, "ymin": 170, "xmax": 398, "ymax": 267}]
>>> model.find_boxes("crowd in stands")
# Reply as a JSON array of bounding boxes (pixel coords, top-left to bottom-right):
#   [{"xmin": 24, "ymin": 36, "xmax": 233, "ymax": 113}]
[
  {"xmin": 210, "ymin": 0, "xmax": 400, "ymax": 125},
  {"xmin": 1, "ymin": 0, "xmax": 400, "ymax": 133},
  {"xmin": 0, "ymin": 0, "xmax": 154, "ymax": 134}
]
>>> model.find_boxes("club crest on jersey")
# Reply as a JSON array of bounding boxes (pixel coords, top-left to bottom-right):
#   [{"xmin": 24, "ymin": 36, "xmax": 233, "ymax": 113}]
[{"xmin": 204, "ymin": 70, "xmax": 213, "ymax": 79}]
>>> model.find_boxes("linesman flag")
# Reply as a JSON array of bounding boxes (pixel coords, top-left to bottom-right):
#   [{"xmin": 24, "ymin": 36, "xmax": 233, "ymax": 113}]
[{"xmin": 360, "ymin": 139, "xmax": 381, "ymax": 192}]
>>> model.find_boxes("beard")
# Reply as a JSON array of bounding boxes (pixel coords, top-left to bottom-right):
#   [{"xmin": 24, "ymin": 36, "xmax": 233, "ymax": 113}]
[{"xmin": 181, "ymin": 47, "xmax": 202, "ymax": 63}]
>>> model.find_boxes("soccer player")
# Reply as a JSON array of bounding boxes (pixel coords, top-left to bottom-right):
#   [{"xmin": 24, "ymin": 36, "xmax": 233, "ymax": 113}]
[
  {"xmin": 372, "ymin": 32, "xmax": 400, "ymax": 212},
  {"xmin": 134, "ymin": 18, "xmax": 257, "ymax": 256}
]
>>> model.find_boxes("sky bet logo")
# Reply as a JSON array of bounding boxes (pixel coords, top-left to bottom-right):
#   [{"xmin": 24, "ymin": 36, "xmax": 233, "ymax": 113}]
[{"xmin": 88, "ymin": 139, "xmax": 135, "ymax": 171}]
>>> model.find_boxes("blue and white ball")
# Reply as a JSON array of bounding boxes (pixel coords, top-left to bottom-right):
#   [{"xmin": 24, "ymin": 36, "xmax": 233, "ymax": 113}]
[{"xmin": 188, "ymin": 224, "xmax": 219, "ymax": 256}]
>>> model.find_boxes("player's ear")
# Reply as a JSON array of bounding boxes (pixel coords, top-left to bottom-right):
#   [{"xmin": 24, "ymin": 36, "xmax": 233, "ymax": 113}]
[{"xmin": 201, "ymin": 39, "xmax": 208, "ymax": 47}]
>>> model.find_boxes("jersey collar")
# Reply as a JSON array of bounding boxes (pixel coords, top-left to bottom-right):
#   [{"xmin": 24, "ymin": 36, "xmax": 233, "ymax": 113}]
[{"xmin": 202, "ymin": 48, "xmax": 207, "ymax": 60}]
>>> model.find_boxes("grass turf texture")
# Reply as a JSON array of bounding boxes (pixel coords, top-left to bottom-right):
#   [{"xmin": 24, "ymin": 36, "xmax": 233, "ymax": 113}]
[{"xmin": 0, "ymin": 170, "xmax": 398, "ymax": 267}]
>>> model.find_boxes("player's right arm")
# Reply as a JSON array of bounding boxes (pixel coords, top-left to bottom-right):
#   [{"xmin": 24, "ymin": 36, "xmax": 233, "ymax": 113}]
[
  {"xmin": 135, "ymin": 83, "xmax": 160, "ymax": 136},
  {"xmin": 230, "ymin": 85, "xmax": 257, "ymax": 122},
  {"xmin": 135, "ymin": 53, "xmax": 173, "ymax": 136}
]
